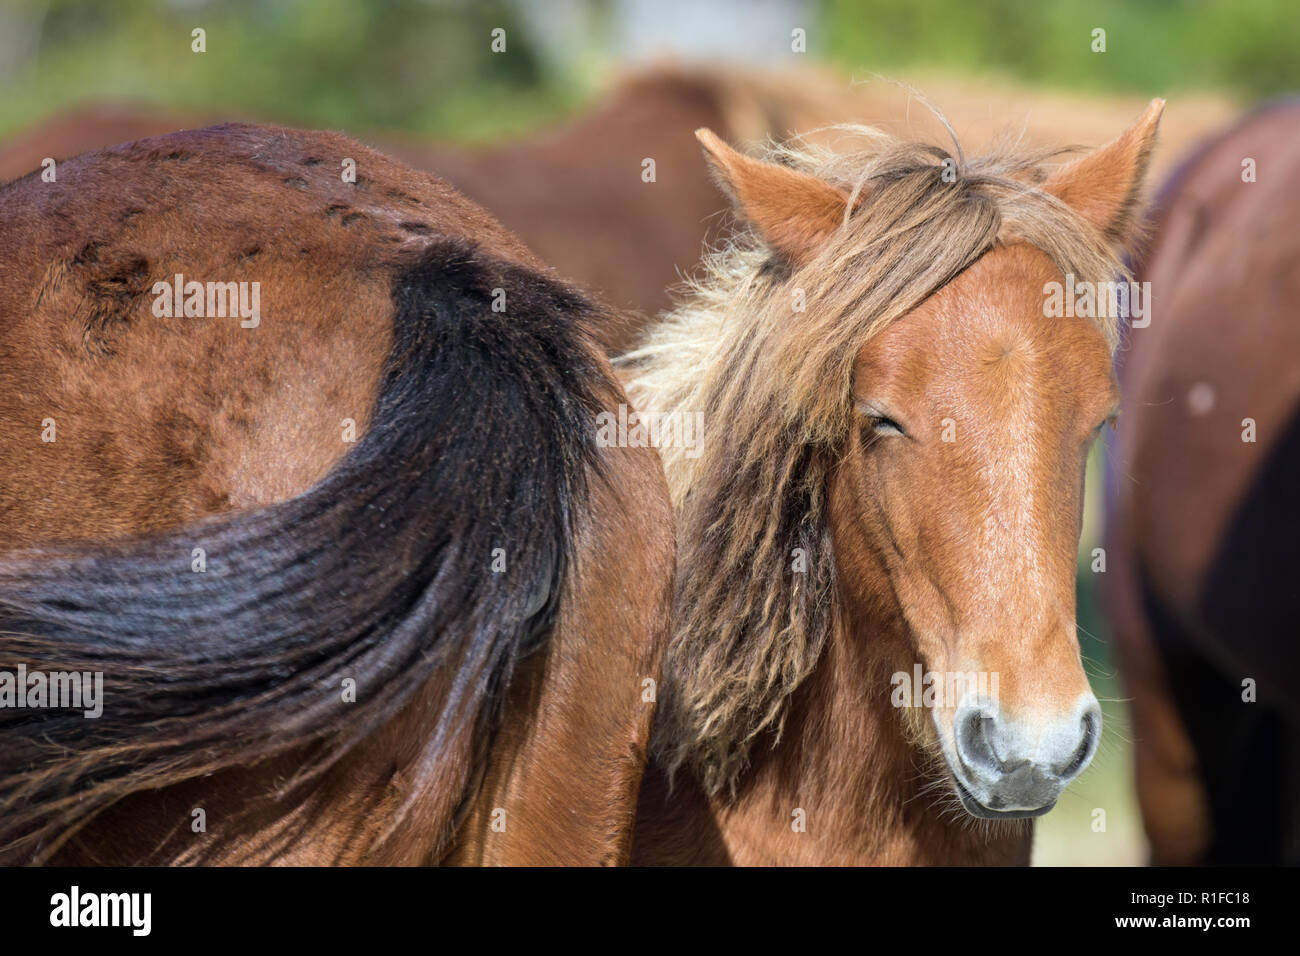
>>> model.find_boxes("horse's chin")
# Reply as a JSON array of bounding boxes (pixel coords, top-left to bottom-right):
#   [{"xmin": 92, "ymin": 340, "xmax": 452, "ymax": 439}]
[{"xmin": 950, "ymin": 772, "xmax": 1055, "ymax": 821}]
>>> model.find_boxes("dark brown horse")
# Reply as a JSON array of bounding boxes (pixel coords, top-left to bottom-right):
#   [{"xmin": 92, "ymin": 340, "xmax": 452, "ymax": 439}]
[
  {"xmin": 1102, "ymin": 98, "xmax": 1300, "ymax": 865},
  {"xmin": 0, "ymin": 123, "xmax": 674, "ymax": 864},
  {"xmin": 626, "ymin": 103, "xmax": 1164, "ymax": 864}
]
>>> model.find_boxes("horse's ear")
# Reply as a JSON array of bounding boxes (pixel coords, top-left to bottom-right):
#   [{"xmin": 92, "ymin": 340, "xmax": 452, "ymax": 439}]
[
  {"xmin": 1043, "ymin": 98, "xmax": 1165, "ymax": 246},
  {"xmin": 696, "ymin": 128, "xmax": 859, "ymax": 265}
]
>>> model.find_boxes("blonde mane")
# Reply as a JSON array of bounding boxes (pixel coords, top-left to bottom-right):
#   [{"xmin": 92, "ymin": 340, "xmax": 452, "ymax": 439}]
[{"xmin": 622, "ymin": 123, "xmax": 1126, "ymax": 797}]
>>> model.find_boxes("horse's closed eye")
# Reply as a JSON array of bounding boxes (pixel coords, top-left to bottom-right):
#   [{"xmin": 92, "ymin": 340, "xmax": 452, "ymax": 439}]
[
  {"xmin": 856, "ymin": 401, "xmax": 907, "ymax": 439},
  {"xmin": 870, "ymin": 416, "xmax": 906, "ymax": 437}
]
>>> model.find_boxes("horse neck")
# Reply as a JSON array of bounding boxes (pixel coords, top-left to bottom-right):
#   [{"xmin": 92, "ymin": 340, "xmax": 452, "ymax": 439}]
[{"xmin": 707, "ymin": 581, "xmax": 1033, "ymax": 865}]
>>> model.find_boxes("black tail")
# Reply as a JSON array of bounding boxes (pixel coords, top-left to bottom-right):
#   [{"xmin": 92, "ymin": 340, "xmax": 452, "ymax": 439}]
[{"xmin": 0, "ymin": 239, "xmax": 606, "ymax": 863}]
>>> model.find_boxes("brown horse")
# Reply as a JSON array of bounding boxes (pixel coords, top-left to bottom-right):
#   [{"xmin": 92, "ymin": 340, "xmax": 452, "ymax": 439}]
[
  {"xmin": 1102, "ymin": 98, "xmax": 1300, "ymax": 865},
  {"xmin": 625, "ymin": 103, "xmax": 1165, "ymax": 864},
  {"xmin": 0, "ymin": 123, "xmax": 674, "ymax": 864}
]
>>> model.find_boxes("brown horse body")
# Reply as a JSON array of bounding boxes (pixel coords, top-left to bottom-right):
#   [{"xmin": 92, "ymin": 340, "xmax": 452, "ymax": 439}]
[
  {"xmin": 628, "ymin": 105, "xmax": 1164, "ymax": 865},
  {"xmin": 0, "ymin": 124, "xmax": 673, "ymax": 864},
  {"xmin": 1103, "ymin": 98, "xmax": 1300, "ymax": 865}
]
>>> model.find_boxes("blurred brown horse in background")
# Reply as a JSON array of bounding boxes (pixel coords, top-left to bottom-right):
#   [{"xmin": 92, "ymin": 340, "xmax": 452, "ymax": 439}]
[
  {"xmin": 1103, "ymin": 98, "xmax": 1300, "ymax": 865},
  {"xmin": 0, "ymin": 67, "xmax": 1235, "ymax": 354},
  {"xmin": 0, "ymin": 124, "xmax": 673, "ymax": 864}
]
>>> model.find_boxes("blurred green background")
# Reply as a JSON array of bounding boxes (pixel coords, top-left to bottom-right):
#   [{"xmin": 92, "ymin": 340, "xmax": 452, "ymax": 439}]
[
  {"xmin": 1, "ymin": 0, "xmax": 1296, "ymax": 140},
  {"xmin": 1, "ymin": 0, "xmax": 1294, "ymax": 866}
]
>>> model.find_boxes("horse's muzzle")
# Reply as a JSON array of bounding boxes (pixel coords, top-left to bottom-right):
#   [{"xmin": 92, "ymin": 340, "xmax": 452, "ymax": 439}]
[{"xmin": 948, "ymin": 695, "xmax": 1101, "ymax": 819}]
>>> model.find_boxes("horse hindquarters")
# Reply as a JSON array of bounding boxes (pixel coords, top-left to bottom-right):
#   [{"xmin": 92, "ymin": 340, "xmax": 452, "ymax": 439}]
[{"xmin": 0, "ymin": 124, "xmax": 673, "ymax": 864}]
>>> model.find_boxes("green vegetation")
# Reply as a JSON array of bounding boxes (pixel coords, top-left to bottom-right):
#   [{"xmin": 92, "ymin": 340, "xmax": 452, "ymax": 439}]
[
  {"xmin": 5, "ymin": 0, "xmax": 1293, "ymax": 143},
  {"xmin": 824, "ymin": 0, "xmax": 1299, "ymax": 99},
  {"xmin": 0, "ymin": 0, "xmax": 584, "ymax": 140}
]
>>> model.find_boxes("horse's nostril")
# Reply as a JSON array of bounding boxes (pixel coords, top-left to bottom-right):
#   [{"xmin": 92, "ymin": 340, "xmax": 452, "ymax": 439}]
[
  {"xmin": 955, "ymin": 706, "xmax": 1001, "ymax": 774},
  {"xmin": 1057, "ymin": 707, "xmax": 1100, "ymax": 778},
  {"xmin": 955, "ymin": 698, "xmax": 1101, "ymax": 789}
]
